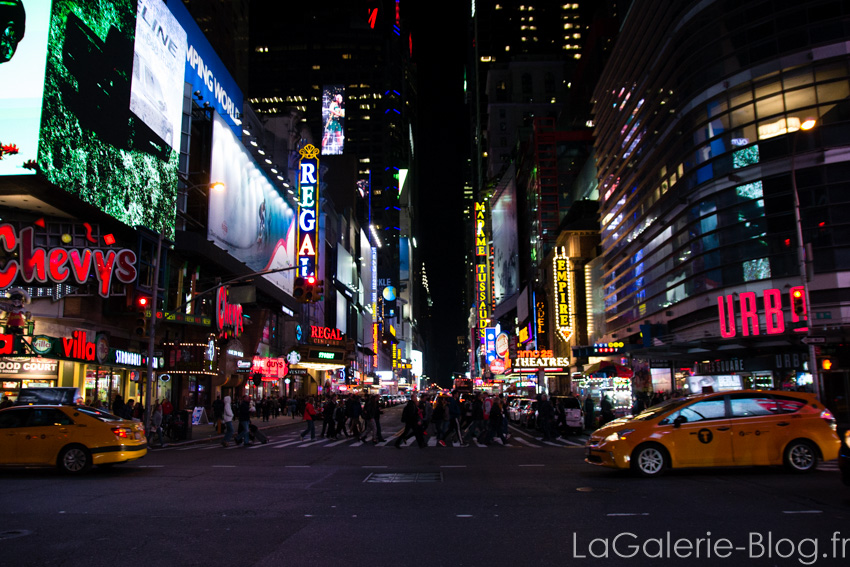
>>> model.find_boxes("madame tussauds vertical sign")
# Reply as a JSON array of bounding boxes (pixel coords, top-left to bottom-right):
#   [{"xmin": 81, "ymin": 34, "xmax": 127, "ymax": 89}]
[
  {"xmin": 475, "ymin": 201, "xmax": 490, "ymax": 342},
  {"xmin": 297, "ymin": 144, "xmax": 320, "ymax": 278}
]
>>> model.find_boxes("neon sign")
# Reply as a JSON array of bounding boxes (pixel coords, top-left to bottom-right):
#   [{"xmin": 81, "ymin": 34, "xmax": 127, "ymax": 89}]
[
  {"xmin": 311, "ymin": 326, "xmax": 344, "ymax": 341},
  {"xmin": 475, "ymin": 202, "xmax": 489, "ymax": 341},
  {"xmin": 215, "ymin": 287, "xmax": 243, "ymax": 337},
  {"xmin": 553, "ymin": 248, "xmax": 573, "ymax": 342},
  {"xmin": 297, "ymin": 144, "xmax": 320, "ymax": 278},
  {"xmin": 0, "ymin": 225, "xmax": 137, "ymax": 297},
  {"xmin": 717, "ymin": 286, "xmax": 806, "ymax": 337}
]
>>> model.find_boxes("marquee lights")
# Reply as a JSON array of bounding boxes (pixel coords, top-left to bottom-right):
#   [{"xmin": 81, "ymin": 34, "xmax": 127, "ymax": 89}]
[
  {"xmin": 553, "ymin": 248, "xmax": 573, "ymax": 342},
  {"xmin": 297, "ymin": 144, "xmax": 320, "ymax": 278}
]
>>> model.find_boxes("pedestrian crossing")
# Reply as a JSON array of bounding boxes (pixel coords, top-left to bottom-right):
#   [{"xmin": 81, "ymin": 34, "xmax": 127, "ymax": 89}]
[{"xmin": 162, "ymin": 425, "xmax": 589, "ymax": 452}]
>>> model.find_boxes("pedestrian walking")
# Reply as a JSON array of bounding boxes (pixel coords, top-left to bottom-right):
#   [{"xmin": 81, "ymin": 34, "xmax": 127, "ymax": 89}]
[
  {"xmin": 147, "ymin": 401, "xmax": 164, "ymax": 447},
  {"xmin": 432, "ymin": 396, "xmax": 448, "ymax": 446},
  {"xmin": 446, "ymin": 390, "xmax": 467, "ymax": 446},
  {"xmin": 394, "ymin": 393, "xmax": 426, "ymax": 448},
  {"xmin": 321, "ymin": 396, "xmax": 336, "ymax": 438},
  {"xmin": 300, "ymin": 397, "xmax": 318, "ymax": 441},
  {"xmin": 221, "ymin": 395, "xmax": 235, "ymax": 446},
  {"xmin": 334, "ymin": 399, "xmax": 348, "ymax": 437},
  {"xmin": 234, "ymin": 395, "xmax": 253, "ymax": 446},
  {"xmin": 538, "ymin": 394, "xmax": 555, "ymax": 441},
  {"xmin": 584, "ymin": 395, "xmax": 595, "ymax": 430},
  {"xmin": 485, "ymin": 398, "xmax": 510, "ymax": 445},
  {"xmin": 360, "ymin": 395, "xmax": 379, "ymax": 443},
  {"xmin": 463, "ymin": 393, "xmax": 487, "ymax": 444}
]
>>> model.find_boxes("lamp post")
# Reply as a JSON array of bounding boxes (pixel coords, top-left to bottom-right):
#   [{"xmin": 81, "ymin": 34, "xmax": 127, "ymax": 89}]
[{"xmin": 790, "ymin": 118, "xmax": 821, "ymax": 399}]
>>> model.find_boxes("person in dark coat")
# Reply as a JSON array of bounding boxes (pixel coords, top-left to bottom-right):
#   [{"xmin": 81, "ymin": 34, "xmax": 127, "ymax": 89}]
[
  {"xmin": 394, "ymin": 393, "xmax": 426, "ymax": 448},
  {"xmin": 537, "ymin": 394, "xmax": 555, "ymax": 441},
  {"xmin": 234, "ymin": 395, "xmax": 253, "ymax": 447},
  {"xmin": 321, "ymin": 396, "xmax": 336, "ymax": 438},
  {"xmin": 584, "ymin": 395, "xmax": 595, "ymax": 430},
  {"xmin": 600, "ymin": 395, "xmax": 615, "ymax": 426}
]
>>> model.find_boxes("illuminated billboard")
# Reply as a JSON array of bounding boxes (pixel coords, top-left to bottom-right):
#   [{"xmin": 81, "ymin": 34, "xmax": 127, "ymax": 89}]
[
  {"xmin": 167, "ymin": 0, "xmax": 243, "ymax": 136},
  {"xmin": 0, "ymin": 0, "xmax": 50, "ymax": 176},
  {"xmin": 553, "ymin": 248, "xmax": 573, "ymax": 342},
  {"xmin": 475, "ymin": 201, "xmax": 490, "ymax": 342},
  {"xmin": 208, "ymin": 113, "xmax": 297, "ymax": 293},
  {"xmin": 320, "ymin": 85, "xmax": 345, "ymax": 155},
  {"xmin": 130, "ymin": 0, "xmax": 186, "ymax": 151},
  {"xmin": 37, "ymin": 0, "xmax": 179, "ymax": 234},
  {"xmin": 492, "ymin": 176, "xmax": 519, "ymax": 304}
]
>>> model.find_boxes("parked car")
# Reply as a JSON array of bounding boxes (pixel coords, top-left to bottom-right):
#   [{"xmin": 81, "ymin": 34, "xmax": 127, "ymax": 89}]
[
  {"xmin": 552, "ymin": 396, "xmax": 584, "ymax": 434},
  {"xmin": 0, "ymin": 403, "xmax": 147, "ymax": 474},
  {"xmin": 509, "ymin": 398, "xmax": 533, "ymax": 423},
  {"xmin": 585, "ymin": 390, "xmax": 840, "ymax": 477}
]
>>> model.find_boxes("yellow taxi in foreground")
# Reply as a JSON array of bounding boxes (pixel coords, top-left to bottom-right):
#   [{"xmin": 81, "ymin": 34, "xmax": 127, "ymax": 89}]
[
  {"xmin": 0, "ymin": 404, "xmax": 147, "ymax": 474},
  {"xmin": 585, "ymin": 390, "xmax": 840, "ymax": 477}
]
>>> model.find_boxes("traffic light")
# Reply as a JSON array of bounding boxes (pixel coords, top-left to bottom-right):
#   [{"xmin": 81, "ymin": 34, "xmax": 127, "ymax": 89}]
[
  {"xmin": 822, "ymin": 358, "xmax": 833, "ymax": 371},
  {"xmin": 293, "ymin": 277, "xmax": 306, "ymax": 302},
  {"xmin": 134, "ymin": 295, "xmax": 150, "ymax": 337},
  {"xmin": 303, "ymin": 275, "xmax": 316, "ymax": 302},
  {"xmin": 790, "ymin": 286, "xmax": 807, "ymax": 322},
  {"xmin": 313, "ymin": 279, "xmax": 324, "ymax": 302}
]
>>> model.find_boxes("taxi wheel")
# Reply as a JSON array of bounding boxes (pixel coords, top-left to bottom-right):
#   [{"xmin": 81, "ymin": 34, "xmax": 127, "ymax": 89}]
[
  {"xmin": 631, "ymin": 443, "xmax": 668, "ymax": 478},
  {"xmin": 784, "ymin": 439, "xmax": 818, "ymax": 473},
  {"xmin": 57, "ymin": 445, "xmax": 92, "ymax": 475}
]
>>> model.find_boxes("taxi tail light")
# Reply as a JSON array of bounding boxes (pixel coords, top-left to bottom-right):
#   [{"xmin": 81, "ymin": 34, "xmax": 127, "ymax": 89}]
[
  {"xmin": 820, "ymin": 409, "xmax": 837, "ymax": 430},
  {"xmin": 111, "ymin": 427, "xmax": 129, "ymax": 439}
]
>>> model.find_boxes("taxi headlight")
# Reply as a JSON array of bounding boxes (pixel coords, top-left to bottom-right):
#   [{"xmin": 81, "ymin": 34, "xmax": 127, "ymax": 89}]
[
  {"xmin": 844, "ymin": 430, "xmax": 850, "ymax": 449},
  {"xmin": 603, "ymin": 429, "xmax": 635, "ymax": 443}
]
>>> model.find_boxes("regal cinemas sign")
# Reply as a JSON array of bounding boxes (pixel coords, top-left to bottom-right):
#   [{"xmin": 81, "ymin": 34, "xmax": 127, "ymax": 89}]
[{"xmin": 0, "ymin": 224, "xmax": 137, "ymax": 297}]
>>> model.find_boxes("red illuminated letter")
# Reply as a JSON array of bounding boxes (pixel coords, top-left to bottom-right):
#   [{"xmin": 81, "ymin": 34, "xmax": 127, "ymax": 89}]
[
  {"xmin": 739, "ymin": 292, "xmax": 759, "ymax": 336},
  {"xmin": 763, "ymin": 288, "xmax": 785, "ymax": 334},
  {"xmin": 718, "ymin": 295, "xmax": 737, "ymax": 338}
]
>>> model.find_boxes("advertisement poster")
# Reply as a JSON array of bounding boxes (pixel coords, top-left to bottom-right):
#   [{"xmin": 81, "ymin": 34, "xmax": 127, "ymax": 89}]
[
  {"xmin": 0, "ymin": 0, "xmax": 51, "ymax": 176},
  {"xmin": 130, "ymin": 0, "xmax": 186, "ymax": 151},
  {"xmin": 37, "ymin": 0, "xmax": 179, "ymax": 234},
  {"xmin": 493, "ymin": 174, "xmax": 519, "ymax": 305},
  {"xmin": 321, "ymin": 85, "xmax": 345, "ymax": 155},
  {"xmin": 208, "ymin": 113, "xmax": 296, "ymax": 294}
]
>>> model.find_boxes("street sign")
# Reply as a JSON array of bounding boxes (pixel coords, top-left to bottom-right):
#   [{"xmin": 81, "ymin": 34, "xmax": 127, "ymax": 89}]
[{"xmin": 801, "ymin": 336, "xmax": 826, "ymax": 344}]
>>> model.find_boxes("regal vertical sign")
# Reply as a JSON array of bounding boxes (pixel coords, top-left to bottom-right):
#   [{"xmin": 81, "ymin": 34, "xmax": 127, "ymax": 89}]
[
  {"xmin": 475, "ymin": 202, "xmax": 490, "ymax": 342},
  {"xmin": 297, "ymin": 144, "xmax": 320, "ymax": 278}
]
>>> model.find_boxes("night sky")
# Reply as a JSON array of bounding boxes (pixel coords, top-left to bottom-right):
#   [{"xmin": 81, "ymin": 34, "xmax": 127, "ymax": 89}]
[{"xmin": 410, "ymin": 2, "xmax": 469, "ymax": 385}]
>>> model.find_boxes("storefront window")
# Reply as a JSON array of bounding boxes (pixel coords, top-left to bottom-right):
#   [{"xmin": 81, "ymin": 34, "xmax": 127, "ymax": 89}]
[{"xmin": 84, "ymin": 367, "xmax": 123, "ymax": 408}]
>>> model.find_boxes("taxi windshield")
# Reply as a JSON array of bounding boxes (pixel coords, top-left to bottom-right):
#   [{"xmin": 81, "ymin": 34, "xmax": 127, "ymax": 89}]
[
  {"xmin": 75, "ymin": 406, "xmax": 124, "ymax": 422},
  {"xmin": 631, "ymin": 397, "xmax": 691, "ymax": 421}
]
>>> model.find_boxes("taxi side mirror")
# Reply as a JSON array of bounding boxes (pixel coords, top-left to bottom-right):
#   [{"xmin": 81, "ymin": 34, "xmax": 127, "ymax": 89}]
[{"xmin": 673, "ymin": 415, "xmax": 687, "ymax": 429}]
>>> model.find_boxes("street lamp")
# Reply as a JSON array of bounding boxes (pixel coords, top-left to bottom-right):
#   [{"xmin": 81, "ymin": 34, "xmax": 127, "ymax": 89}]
[{"xmin": 790, "ymin": 117, "xmax": 821, "ymax": 399}]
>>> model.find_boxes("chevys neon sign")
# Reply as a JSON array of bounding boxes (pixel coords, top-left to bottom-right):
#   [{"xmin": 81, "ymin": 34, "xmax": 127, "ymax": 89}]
[
  {"xmin": 0, "ymin": 225, "xmax": 137, "ymax": 297},
  {"xmin": 475, "ymin": 202, "xmax": 489, "ymax": 341},
  {"xmin": 216, "ymin": 287, "xmax": 243, "ymax": 337},
  {"xmin": 297, "ymin": 144, "xmax": 320, "ymax": 278},
  {"xmin": 717, "ymin": 286, "xmax": 807, "ymax": 337},
  {"xmin": 553, "ymin": 249, "xmax": 573, "ymax": 342}
]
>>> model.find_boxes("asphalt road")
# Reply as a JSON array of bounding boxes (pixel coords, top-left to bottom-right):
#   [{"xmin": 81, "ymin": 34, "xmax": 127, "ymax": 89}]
[{"xmin": 2, "ymin": 410, "xmax": 849, "ymax": 567}]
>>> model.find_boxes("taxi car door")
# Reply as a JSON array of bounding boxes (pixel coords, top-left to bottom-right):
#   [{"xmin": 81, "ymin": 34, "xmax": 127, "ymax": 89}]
[
  {"xmin": 728, "ymin": 394, "xmax": 780, "ymax": 466},
  {"xmin": 661, "ymin": 397, "xmax": 733, "ymax": 467},
  {"xmin": 19, "ymin": 408, "xmax": 74, "ymax": 465},
  {"xmin": 0, "ymin": 408, "xmax": 31, "ymax": 464}
]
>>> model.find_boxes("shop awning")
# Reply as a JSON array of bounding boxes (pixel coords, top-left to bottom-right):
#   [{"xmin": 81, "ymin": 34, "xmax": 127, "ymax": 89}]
[{"xmin": 584, "ymin": 361, "xmax": 634, "ymax": 378}]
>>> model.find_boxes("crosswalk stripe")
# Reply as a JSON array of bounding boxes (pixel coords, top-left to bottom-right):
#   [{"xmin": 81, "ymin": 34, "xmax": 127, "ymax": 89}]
[{"xmin": 513, "ymin": 436, "xmax": 537, "ymax": 447}]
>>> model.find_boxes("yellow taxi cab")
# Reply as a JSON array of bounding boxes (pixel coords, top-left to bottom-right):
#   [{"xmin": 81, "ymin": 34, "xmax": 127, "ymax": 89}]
[
  {"xmin": 0, "ymin": 404, "xmax": 147, "ymax": 474},
  {"xmin": 585, "ymin": 390, "xmax": 840, "ymax": 477}
]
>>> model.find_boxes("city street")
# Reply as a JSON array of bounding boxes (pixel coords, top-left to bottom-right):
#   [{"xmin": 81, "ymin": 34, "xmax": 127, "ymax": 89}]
[{"xmin": 2, "ymin": 411, "xmax": 849, "ymax": 567}]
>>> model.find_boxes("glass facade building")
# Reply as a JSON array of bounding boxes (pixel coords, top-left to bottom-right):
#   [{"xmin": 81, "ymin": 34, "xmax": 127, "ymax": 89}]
[{"xmin": 592, "ymin": 1, "xmax": 850, "ymax": 395}]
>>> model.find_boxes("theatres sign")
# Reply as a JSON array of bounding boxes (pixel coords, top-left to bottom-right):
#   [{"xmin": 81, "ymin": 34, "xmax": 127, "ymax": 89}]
[
  {"xmin": 0, "ymin": 224, "xmax": 137, "ymax": 297},
  {"xmin": 513, "ymin": 349, "xmax": 570, "ymax": 369},
  {"xmin": 717, "ymin": 286, "xmax": 807, "ymax": 338}
]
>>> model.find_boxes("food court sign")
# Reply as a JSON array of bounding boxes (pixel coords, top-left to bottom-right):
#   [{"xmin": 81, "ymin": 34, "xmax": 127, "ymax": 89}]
[{"xmin": 297, "ymin": 144, "xmax": 320, "ymax": 278}]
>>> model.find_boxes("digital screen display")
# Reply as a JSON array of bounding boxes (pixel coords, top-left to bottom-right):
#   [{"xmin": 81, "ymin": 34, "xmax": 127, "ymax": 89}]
[
  {"xmin": 0, "ymin": 0, "xmax": 51, "ymax": 176},
  {"xmin": 208, "ymin": 113, "xmax": 297, "ymax": 294},
  {"xmin": 167, "ymin": 0, "xmax": 243, "ymax": 137},
  {"xmin": 130, "ymin": 0, "xmax": 186, "ymax": 151},
  {"xmin": 320, "ymin": 85, "xmax": 345, "ymax": 155},
  {"xmin": 37, "ymin": 0, "xmax": 179, "ymax": 235},
  {"xmin": 493, "ymin": 176, "xmax": 519, "ymax": 304}
]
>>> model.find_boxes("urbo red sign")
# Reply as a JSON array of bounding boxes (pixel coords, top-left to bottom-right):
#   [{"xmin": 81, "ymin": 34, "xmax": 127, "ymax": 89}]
[
  {"xmin": 717, "ymin": 286, "xmax": 807, "ymax": 338},
  {"xmin": 311, "ymin": 325, "xmax": 343, "ymax": 341}
]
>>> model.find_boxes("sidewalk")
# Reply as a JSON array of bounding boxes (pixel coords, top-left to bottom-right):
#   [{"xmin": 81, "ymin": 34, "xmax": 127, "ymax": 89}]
[{"xmin": 157, "ymin": 414, "xmax": 308, "ymax": 447}]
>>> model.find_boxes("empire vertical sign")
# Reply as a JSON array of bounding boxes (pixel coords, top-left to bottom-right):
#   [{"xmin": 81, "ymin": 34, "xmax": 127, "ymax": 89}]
[
  {"xmin": 297, "ymin": 144, "xmax": 320, "ymax": 278},
  {"xmin": 475, "ymin": 202, "xmax": 490, "ymax": 342},
  {"xmin": 553, "ymin": 248, "xmax": 573, "ymax": 342}
]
